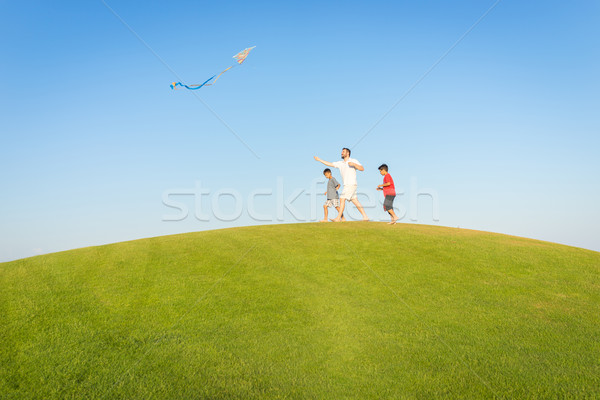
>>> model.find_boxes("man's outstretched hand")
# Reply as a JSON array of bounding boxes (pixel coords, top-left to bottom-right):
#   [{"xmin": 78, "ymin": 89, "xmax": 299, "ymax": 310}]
[{"xmin": 314, "ymin": 156, "xmax": 334, "ymax": 167}]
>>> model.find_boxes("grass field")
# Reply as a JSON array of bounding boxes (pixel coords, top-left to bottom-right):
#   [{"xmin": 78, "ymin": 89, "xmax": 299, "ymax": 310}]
[{"xmin": 1, "ymin": 223, "xmax": 599, "ymax": 399}]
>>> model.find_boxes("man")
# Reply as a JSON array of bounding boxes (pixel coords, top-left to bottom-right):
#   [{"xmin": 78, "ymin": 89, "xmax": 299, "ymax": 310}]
[{"xmin": 314, "ymin": 147, "xmax": 369, "ymax": 222}]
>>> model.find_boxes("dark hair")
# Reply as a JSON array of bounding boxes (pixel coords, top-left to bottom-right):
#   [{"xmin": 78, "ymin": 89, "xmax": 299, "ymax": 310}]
[
  {"xmin": 323, "ymin": 168, "xmax": 331, "ymax": 174},
  {"xmin": 378, "ymin": 164, "xmax": 388, "ymax": 172},
  {"xmin": 342, "ymin": 147, "xmax": 351, "ymax": 156}
]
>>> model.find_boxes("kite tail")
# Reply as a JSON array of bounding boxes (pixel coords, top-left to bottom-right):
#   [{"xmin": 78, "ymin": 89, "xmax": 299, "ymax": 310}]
[
  {"xmin": 205, "ymin": 65, "xmax": 235, "ymax": 86},
  {"xmin": 170, "ymin": 75, "xmax": 216, "ymax": 90}
]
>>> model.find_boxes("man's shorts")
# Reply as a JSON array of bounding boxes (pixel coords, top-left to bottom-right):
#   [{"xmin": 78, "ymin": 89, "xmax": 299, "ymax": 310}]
[
  {"xmin": 383, "ymin": 195, "xmax": 395, "ymax": 211},
  {"xmin": 325, "ymin": 198, "xmax": 340, "ymax": 208},
  {"xmin": 340, "ymin": 185, "xmax": 358, "ymax": 201}
]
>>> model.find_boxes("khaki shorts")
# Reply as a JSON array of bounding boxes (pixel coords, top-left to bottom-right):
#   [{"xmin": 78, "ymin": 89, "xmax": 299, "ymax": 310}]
[{"xmin": 340, "ymin": 185, "xmax": 358, "ymax": 201}]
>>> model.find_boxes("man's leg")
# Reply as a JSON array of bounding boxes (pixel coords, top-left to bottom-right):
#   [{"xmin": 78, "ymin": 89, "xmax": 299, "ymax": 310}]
[
  {"xmin": 332, "ymin": 198, "xmax": 346, "ymax": 222},
  {"xmin": 335, "ymin": 206, "xmax": 346, "ymax": 221},
  {"xmin": 351, "ymin": 198, "xmax": 369, "ymax": 221}
]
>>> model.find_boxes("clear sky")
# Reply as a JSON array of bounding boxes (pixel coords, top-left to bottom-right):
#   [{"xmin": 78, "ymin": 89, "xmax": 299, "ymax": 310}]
[{"xmin": 1, "ymin": 0, "xmax": 599, "ymax": 262}]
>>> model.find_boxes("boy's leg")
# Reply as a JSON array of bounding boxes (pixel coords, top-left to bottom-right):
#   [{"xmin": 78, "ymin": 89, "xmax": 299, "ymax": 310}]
[
  {"xmin": 351, "ymin": 198, "xmax": 369, "ymax": 221},
  {"xmin": 387, "ymin": 209, "xmax": 399, "ymax": 224},
  {"xmin": 320, "ymin": 205, "xmax": 329, "ymax": 222},
  {"xmin": 384, "ymin": 196, "xmax": 398, "ymax": 224},
  {"xmin": 332, "ymin": 198, "xmax": 346, "ymax": 222}
]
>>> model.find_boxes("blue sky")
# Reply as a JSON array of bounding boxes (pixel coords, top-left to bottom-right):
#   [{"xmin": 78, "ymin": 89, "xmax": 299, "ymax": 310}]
[{"xmin": 1, "ymin": 0, "xmax": 599, "ymax": 261}]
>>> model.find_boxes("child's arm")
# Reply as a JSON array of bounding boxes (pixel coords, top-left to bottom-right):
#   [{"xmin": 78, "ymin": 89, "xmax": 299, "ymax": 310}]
[
  {"xmin": 314, "ymin": 156, "xmax": 334, "ymax": 167},
  {"xmin": 377, "ymin": 182, "xmax": 391, "ymax": 189},
  {"xmin": 335, "ymin": 185, "xmax": 340, "ymax": 190}
]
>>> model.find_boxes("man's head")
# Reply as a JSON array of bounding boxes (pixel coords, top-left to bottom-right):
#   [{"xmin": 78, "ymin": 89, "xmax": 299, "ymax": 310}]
[
  {"xmin": 323, "ymin": 168, "xmax": 332, "ymax": 178},
  {"xmin": 341, "ymin": 147, "xmax": 351, "ymax": 159},
  {"xmin": 378, "ymin": 164, "xmax": 388, "ymax": 176}
]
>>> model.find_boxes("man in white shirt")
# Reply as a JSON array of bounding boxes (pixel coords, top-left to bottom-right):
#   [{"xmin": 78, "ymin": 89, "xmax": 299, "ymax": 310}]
[{"xmin": 314, "ymin": 147, "xmax": 369, "ymax": 222}]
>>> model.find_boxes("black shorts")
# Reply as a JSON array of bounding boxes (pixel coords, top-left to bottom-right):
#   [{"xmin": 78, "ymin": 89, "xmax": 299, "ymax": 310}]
[{"xmin": 383, "ymin": 195, "xmax": 395, "ymax": 212}]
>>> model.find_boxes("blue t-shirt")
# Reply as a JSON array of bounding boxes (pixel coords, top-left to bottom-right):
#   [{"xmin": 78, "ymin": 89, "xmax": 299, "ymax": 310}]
[{"xmin": 327, "ymin": 177, "xmax": 340, "ymax": 199}]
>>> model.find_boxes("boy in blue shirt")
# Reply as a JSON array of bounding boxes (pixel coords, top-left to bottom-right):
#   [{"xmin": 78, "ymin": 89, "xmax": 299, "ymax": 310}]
[{"xmin": 321, "ymin": 168, "xmax": 345, "ymax": 222}]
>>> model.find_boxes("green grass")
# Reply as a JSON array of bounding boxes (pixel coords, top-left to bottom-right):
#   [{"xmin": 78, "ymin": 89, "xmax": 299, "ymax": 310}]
[{"xmin": 1, "ymin": 223, "xmax": 599, "ymax": 399}]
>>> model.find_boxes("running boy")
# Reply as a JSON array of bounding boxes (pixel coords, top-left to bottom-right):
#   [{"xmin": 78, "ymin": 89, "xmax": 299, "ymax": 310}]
[
  {"xmin": 377, "ymin": 164, "xmax": 399, "ymax": 224},
  {"xmin": 321, "ymin": 168, "xmax": 345, "ymax": 222}
]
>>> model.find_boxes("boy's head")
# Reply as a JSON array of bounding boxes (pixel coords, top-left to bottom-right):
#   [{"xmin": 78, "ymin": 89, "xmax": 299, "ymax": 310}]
[
  {"xmin": 323, "ymin": 168, "xmax": 332, "ymax": 178},
  {"xmin": 378, "ymin": 164, "xmax": 388, "ymax": 175}
]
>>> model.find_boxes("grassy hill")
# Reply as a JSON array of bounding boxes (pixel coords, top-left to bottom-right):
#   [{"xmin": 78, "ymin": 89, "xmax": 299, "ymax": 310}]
[{"xmin": 1, "ymin": 223, "xmax": 598, "ymax": 399}]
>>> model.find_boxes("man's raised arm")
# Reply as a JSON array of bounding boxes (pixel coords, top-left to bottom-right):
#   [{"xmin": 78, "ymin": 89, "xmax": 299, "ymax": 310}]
[{"xmin": 314, "ymin": 156, "xmax": 334, "ymax": 167}]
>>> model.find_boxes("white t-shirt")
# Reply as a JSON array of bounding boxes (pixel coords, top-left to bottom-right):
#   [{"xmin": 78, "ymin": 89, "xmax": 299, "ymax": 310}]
[{"xmin": 332, "ymin": 158, "xmax": 362, "ymax": 186}]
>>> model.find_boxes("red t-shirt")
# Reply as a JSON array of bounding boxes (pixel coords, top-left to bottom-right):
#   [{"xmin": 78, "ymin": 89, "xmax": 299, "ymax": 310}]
[{"xmin": 383, "ymin": 173, "xmax": 395, "ymax": 196}]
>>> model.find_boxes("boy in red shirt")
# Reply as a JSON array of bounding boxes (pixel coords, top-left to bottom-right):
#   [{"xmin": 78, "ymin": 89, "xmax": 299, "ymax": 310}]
[{"xmin": 377, "ymin": 164, "xmax": 399, "ymax": 225}]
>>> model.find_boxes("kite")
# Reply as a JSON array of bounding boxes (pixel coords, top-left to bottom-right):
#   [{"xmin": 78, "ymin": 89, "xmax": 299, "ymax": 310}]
[{"xmin": 170, "ymin": 46, "xmax": 255, "ymax": 90}]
